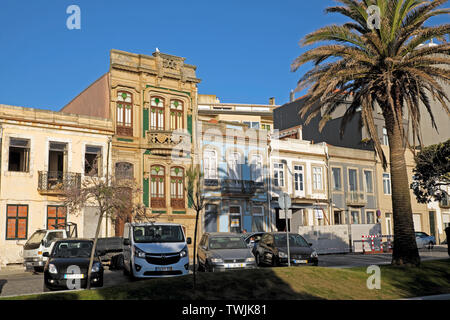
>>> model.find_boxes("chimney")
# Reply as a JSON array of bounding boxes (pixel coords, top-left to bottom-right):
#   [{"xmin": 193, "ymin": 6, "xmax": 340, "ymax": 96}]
[
  {"xmin": 269, "ymin": 97, "xmax": 275, "ymax": 105},
  {"xmin": 290, "ymin": 90, "xmax": 295, "ymax": 102}
]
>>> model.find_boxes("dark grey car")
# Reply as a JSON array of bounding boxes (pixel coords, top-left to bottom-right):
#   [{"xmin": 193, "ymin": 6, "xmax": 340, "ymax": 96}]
[{"xmin": 197, "ymin": 233, "xmax": 257, "ymax": 272}]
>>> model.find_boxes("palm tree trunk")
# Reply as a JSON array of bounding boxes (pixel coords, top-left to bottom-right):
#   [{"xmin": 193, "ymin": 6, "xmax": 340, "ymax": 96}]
[{"xmin": 384, "ymin": 109, "xmax": 420, "ymax": 266}]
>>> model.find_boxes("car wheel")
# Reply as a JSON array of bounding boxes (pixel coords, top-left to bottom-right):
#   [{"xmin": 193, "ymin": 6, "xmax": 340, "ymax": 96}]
[
  {"xmin": 43, "ymin": 283, "xmax": 52, "ymax": 292},
  {"xmin": 427, "ymin": 241, "xmax": 434, "ymax": 250},
  {"xmin": 129, "ymin": 262, "xmax": 136, "ymax": 281},
  {"xmin": 123, "ymin": 262, "xmax": 130, "ymax": 276},
  {"xmin": 271, "ymin": 256, "xmax": 277, "ymax": 267}
]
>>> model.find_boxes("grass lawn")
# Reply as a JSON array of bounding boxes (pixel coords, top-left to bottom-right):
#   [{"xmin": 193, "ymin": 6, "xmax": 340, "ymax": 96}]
[{"xmin": 5, "ymin": 259, "xmax": 450, "ymax": 300}]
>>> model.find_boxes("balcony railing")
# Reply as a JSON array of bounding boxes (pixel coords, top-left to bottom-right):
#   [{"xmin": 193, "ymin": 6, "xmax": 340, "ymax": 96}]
[
  {"xmin": 38, "ymin": 171, "xmax": 81, "ymax": 195},
  {"xmin": 146, "ymin": 130, "xmax": 191, "ymax": 156},
  {"xmin": 221, "ymin": 179, "xmax": 257, "ymax": 195},
  {"xmin": 346, "ymin": 191, "xmax": 367, "ymax": 206}
]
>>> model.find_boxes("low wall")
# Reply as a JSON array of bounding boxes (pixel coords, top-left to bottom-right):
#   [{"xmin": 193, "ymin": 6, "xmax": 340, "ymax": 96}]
[{"xmin": 298, "ymin": 224, "xmax": 382, "ymax": 254}]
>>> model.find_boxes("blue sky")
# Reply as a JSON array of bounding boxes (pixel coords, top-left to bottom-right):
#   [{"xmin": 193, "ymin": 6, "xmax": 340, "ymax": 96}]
[{"xmin": 0, "ymin": 0, "xmax": 448, "ymax": 111}]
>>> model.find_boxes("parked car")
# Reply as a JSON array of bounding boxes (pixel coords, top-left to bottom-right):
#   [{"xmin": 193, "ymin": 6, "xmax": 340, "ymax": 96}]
[
  {"xmin": 197, "ymin": 233, "xmax": 257, "ymax": 272},
  {"xmin": 415, "ymin": 232, "xmax": 436, "ymax": 249},
  {"xmin": 122, "ymin": 222, "xmax": 191, "ymax": 278},
  {"xmin": 43, "ymin": 238, "xmax": 104, "ymax": 291},
  {"xmin": 255, "ymin": 232, "xmax": 319, "ymax": 267},
  {"xmin": 242, "ymin": 232, "xmax": 265, "ymax": 256}
]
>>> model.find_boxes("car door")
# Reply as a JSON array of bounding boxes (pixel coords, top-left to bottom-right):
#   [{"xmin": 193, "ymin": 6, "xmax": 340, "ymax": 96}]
[{"xmin": 123, "ymin": 224, "xmax": 132, "ymax": 268}]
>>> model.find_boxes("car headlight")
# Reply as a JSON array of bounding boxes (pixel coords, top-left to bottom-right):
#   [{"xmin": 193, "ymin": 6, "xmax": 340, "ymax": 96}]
[
  {"xmin": 246, "ymin": 257, "xmax": 255, "ymax": 263},
  {"xmin": 180, "ymin": 246, "xmax": 188, "ymax": 258},
  {"xmin": 91, "ymin": 262, "xmax": 102, "ymax": 273},
  {"xmin": 133, "ymin": 246, "xmax": 146, "ymax": 258},
  {"xmin": 210, "ymin": 257, "xmax": 223, "ymax": 264},
  {"xmin": 278, "ymin": 251, "xmax": 287, "ymax": 258},
  {"xmin": 311, "ymin": 250, "xmax": 318, "ymax": 258},
  {"xmin": 48, "ymin": 263, "xmax": 58, "ymax": 274}
]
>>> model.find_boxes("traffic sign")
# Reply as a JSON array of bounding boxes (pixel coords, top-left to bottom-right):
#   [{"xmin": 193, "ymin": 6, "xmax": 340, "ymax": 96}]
[{"xmin": 278, "ymin": 192, "xmax": 291, "ymax": 210}]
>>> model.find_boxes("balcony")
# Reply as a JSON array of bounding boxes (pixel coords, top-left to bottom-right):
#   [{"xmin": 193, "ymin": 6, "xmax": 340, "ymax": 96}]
[
  {"xmin": 346, "ymin": 191, "xmax": 367, "ymax": 207},
  {"xmin": 38, "ymin": 171, "xmax": 81, "ymax": 195},
  {"xmin": 146, "ymin": 130, "xmax": 191, "ymax": 156},
  {"xmin": 221, "ymin": 179, "xmax": 257, "ymax": 196}
]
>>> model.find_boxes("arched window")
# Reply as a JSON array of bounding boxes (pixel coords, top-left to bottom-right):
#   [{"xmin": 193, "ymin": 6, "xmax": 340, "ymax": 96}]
[
  {"xmin": 117, "ymin": 91, "xmax": 133, "ymax": 136},
  {"xmin": 151, "ymin": 165, "xmax": 165, "ymax": 208},
  {"xmin": 115, "ymin": 162, "xmax": 134, "ymax": 180},
  {"xmin": 170, "ymin": 100, "xmax": 183, "ymax": 130},
  {"xmin": 170, "ymin": 167, "xmax": 184, "ymax": 209},
  {"xmin": 150, "ymin": 97, "xmax": 165, "ymax": 130}
]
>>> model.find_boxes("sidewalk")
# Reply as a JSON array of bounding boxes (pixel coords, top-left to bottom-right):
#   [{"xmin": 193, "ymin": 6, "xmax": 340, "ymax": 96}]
[{"xmin": 0, "ymin": 264, "xmax": 27, "ymax": 276}]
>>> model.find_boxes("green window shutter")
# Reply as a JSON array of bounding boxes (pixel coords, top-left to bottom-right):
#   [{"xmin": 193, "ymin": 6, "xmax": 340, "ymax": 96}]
[
  {"xmin": 143, "ymin": 108, "xmax": 149, "ymax": 138},
  {"xmin": 143, "ymin": 177, "xmax": 149, "ymax": 207},
  {"xmin": 187, "ymin": 115, "xmax": 192, "ymax": 142}
]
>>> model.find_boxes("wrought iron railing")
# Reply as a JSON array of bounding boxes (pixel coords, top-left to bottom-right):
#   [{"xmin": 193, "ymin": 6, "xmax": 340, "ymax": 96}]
[
  {"xmin": 345, "ymin": 191, "xmax": 367, "ymax": 206},
  {"xmin": 38, "ymin": 171, "xmax": 81, "ymax": 194},
  {"xmin": 221, "ymin": 179, "xmax": 257, "ymax": 195}
]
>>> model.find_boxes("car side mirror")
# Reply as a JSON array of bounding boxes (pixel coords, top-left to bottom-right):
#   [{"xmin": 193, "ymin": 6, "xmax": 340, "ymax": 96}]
[
  {"xmin": 96, "ymin": 250, "xmax": 106, "ymax": 256},
  {"xmin": 187, "ymin": 237, "xmax": 192, "ymax": 245},
  {"xmin": 123, "ymin": 239, "xmax": 130, "ymax": 246},
  {"xmin": 308, "ymin": 243, "xmax": 313, "ymax": 247},
  {"xmin": 43, "ymin": 252, "xmax": 50, "ymax": 258}
]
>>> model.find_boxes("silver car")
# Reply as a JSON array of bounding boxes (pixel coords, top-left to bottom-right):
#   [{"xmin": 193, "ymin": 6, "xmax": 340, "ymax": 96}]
[{"xmin": 197, "ymin": 233, "xmax": 256, "ymax": 272}]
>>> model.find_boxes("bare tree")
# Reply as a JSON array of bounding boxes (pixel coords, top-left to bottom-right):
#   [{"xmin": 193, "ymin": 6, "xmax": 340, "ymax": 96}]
[
  {"xmin": 61, "ymin": 165, "xmax": 146, "ymax": 289},
  {"xmin": 185, "ymin": 165, "xmax": 206, "ymax": 289}
]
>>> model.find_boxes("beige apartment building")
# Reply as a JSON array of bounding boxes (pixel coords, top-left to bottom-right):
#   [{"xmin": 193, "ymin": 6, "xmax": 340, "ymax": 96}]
[
  {"xmin": 0, "ymin": 104, "xmax": 113, "ymax": 265},
  {"xmin": 61, "ymin": 49, "xmax": 201, "ymax": 249},
  {"xmin": 376, "ymin": 145, "xmax": 431, "ymax": 238}
]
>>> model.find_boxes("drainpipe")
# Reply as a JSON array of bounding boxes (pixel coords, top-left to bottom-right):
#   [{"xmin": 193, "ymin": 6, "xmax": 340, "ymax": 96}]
[
  {"xmin": 325, "ymin": 145, "xmax": 332, "ymax": 225},
  {"xmin": 105, "ymin": 136, "xmax": 112, "ymax": 237}
]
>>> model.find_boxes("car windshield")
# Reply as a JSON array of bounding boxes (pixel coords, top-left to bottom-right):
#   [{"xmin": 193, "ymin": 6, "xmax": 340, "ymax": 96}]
[
  {"xmin": 26, "ymin": 230, "xmax": 47, "ymax": 245},
  {"xmin": 52, "ymin": 241, "xmax": 93, "ymax": 258},
  {"xmin": 133, "ymin": 225, "xmax": 185, "ymax": 243},
  {"xmin": 209, "ymin": 237, "xmax": 247, "ymax": 250},
  {"xmin": 274, "ymin": 234, "xmax": 309, "ymax": 247}
]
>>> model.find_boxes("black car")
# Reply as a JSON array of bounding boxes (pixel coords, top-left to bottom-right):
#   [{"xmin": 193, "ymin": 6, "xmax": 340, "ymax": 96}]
[
  {"xmin": 255, "ymin": 232, "xmax": 318, "ymax": 267},
  {"xmin": 43, "ymin": 239, "xmax": 104, "ymax": 291}
]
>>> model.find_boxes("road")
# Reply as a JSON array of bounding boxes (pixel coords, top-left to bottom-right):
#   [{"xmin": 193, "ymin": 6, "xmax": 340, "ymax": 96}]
[{"xmin": 0, "ymin": 247, "xmax": 447, "ymax": 298}]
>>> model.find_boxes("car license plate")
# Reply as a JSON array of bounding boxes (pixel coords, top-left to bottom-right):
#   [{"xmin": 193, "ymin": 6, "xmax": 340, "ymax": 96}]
[
  {"xmin": 293, "ymin": 259, "xmax": 308, "ymax": 264},
  {"xmin": 64, "ymin": 274, "xmax": 84, "ymax": 279},
  {"xmin": 225, "ymin": 263, "xmax": 245, "ymax": 268},
  {"xmin": 155, "ymin": 267, "xmax": 172, "ymax": 271}
]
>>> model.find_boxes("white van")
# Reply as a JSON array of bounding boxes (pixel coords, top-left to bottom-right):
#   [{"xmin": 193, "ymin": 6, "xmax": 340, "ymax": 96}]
[{"xmin": 122, "ymin": 222, "xmax": 191, "ymax": 278}]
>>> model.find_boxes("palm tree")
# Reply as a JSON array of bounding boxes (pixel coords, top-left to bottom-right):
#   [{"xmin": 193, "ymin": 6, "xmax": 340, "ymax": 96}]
[{"xmin": 292, "ymin": 0, "xmax": 449, "ymax": 266}]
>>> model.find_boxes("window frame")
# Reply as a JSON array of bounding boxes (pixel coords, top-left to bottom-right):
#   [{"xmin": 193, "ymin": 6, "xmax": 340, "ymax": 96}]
[
  {"xmin": 150, "ymin": 96, "xmax": 165, "ymax": 131},
  {"xmin": 8, "ymin": 138, "xmax": 30, "ymax": 173},
  {"xmin": 170, "ymin": 167, "xmax": 185, "ymax": 209},
  {"xmin": 47, "ymin": 205, "xmax": 67, "ymax": 230},
  {"xmin": 312, "ymin": 166, "xmax": 324, "ymax": 191},
  {"xmin": 383, "ymin": 173, "xmax": 391, "ymax": 195},
  {"xmin": 273, "ymin": 162, "xmax": 285, "ymax": 187},
  {"xmin": 331, "ymin": 166, "xmax": 343, "ymax": 192},
  {"xmin": 6, "ymin": 204, "xmax": 28, "ymax": 240},
  {"xmin": 116, "ymin": 91, "xmax": 133, "ymax": 136},
  {"xmin": 170, "ymin": 99, "xmax": 184, "ymax": 130},
  {"xmin": 363, "ymin": 169, "xmax": 374, "ymax": 194},
  {"xmin": 150, "ymin": 165, "xmax": 166, "ymax": 208}
]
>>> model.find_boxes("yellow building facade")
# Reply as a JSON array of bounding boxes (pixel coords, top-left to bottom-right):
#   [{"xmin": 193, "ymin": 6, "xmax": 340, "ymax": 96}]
[{"xmin": 0, "ymin": 104, "xmax": 113, "ymax": 265}]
